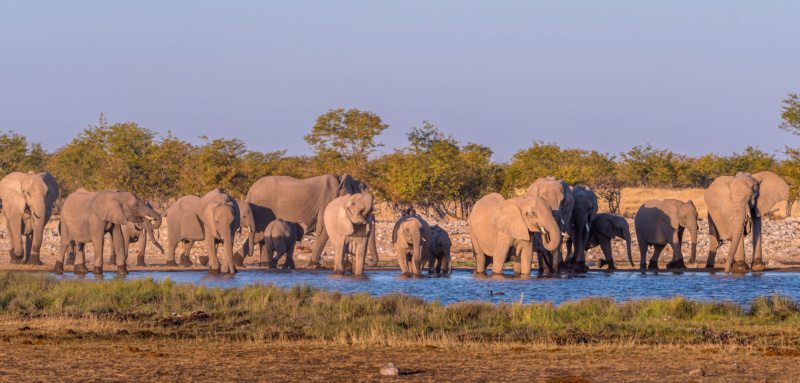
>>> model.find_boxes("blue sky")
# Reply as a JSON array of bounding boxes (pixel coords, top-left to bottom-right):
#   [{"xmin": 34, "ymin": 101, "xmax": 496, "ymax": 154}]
[{"xmin": 1, "ymin": 1, "xmax": 798, "ymax": 161}]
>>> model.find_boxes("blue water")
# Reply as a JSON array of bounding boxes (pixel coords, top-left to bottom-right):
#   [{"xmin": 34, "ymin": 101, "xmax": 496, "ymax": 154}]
[{"xmin": 51, "ymin": 269, "xmax": 800, "ymax": 306}]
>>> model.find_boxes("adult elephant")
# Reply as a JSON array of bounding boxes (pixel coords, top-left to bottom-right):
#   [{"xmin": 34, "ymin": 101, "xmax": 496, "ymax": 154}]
[
  {"xmin": 705, "ymin": 171, "xmax": 789, "ymax": 273},
  {"xmin": 165, "ymin": 197, "xmax": 253, "ymax": 268},
  {"xmin": 526, "ymin": 177, "xmax": 572, "ymax": 272},
  {"xmin": 587, "ymin": 213, "xmax": 633, "ymax": 270},
  {"xmin": 634, "ymin": 199, "xmax": 698, "ymax": 270},
  {"xmin": 0, "ymin": 171, "xmax": 59, "ymax": 265},
  {"xmin": 238, "ymin": 174, "xmax": 378, "ymax": 268},
  {"xmin": 469, "ymin": 193, "xmax": 561, "ymax": 277},
  {"xmin": 198, "ymin": 189, "xmax": 240, "ymax": 274},
  {"xmin": 55, "ymin": 188, "xmax": 162, "ymax": 275},
  {"xmin": 564, "ymin": 186, "xmax": 598, "ymax": 272}
]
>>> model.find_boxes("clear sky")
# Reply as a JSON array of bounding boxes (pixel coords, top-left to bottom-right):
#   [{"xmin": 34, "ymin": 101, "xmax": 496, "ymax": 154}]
[{"xmin": 1, "ymin": 1, "xmax": 798, "ymax": 161}]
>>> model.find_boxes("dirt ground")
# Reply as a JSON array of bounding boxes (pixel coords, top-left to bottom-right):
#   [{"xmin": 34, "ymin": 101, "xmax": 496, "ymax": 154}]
[{"xmin": 2, "ymin": 337, "xmax": 799, "ymax": 382}]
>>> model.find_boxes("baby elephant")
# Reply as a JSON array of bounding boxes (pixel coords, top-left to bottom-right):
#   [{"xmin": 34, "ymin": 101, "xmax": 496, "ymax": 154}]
[
  {"xmin": 423, "ymin": 225, "xmax": 452, "ymax": 274},
  {"xmin": 262, "ymin": 219, "xmax": 304, "ymax": 269},
  {"xmin": 392, "ymin": 214, "xmax": 432, "ymax": 275},
  {"xmin": 586, "ymin": 213, "xmax": 633, "ymax": 269},
  {"xmin": 635, "ymin": 199, "xmax": 698, "ymax": 270}
]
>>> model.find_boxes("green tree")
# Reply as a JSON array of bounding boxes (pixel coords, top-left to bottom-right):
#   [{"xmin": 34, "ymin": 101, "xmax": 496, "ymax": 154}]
[
  {"xmin": 779, "ymin": 93, "xmax": 800, "ymax": 136},
  {"xmin": 304, "ymin": 108, "xmax": 389, "ymax": 177},
  {"xmin": 0, "ymin": 130, "xmax": 48, "ymax": 177}
]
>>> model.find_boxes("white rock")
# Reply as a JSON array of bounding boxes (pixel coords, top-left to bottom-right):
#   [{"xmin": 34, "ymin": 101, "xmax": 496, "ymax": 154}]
[
  {"xmin": 688, "ymin": 368, "xmax": 705, "ymax": 376},
  {"xmin": 380, "ymin": 362, "xmax": 400, "ymax": 376}
]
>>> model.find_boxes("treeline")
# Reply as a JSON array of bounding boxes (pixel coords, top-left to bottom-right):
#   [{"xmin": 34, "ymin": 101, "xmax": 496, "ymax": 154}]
[{"xmin": 2, "ymin": 105, "xmax": 800, "ymax": 217}]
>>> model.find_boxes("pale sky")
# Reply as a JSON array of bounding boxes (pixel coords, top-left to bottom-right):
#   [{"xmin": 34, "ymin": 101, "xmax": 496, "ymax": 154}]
[{"xmin": 1, "ymin": 1, "xmax": 799, "ymax": 161}]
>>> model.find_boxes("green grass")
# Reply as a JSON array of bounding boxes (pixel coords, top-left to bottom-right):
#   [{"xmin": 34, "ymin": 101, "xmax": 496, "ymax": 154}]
[{"xmin": 2, "ymin": 270, "xmax": 800, "ymax": 347}]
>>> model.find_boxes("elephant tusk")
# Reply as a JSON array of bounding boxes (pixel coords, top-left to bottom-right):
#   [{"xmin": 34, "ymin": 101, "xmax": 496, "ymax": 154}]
[
  {"xmin": 540, "ymin": 227, "xmax": 548, "ymax": 235},
  {"xmin": 586, "ymin": 223, "xmax": 590, "ymax": 232},
  {"xmin": 560, "ymin": 218, "xmax": 565, "ymax": 226}
]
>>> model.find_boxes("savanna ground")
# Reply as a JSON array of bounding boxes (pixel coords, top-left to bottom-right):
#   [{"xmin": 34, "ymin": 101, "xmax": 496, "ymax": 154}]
[{"xmin": 3, "ymin": 188, "xmax": 800, "ymax": 381}]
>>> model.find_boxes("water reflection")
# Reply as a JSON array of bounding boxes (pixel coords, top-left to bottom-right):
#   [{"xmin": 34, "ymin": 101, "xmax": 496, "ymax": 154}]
[{"xmin": 51, "ymin": 269, "xmax": 800, "ymax": 306}]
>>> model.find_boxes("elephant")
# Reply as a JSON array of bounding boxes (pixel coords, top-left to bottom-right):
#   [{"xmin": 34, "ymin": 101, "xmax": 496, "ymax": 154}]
[
  {"xmin": 391, "ymin": 214, "xmax": 432, "ymax": 275},
  {"xmin": 423, "ymin": 225, "xmax": 452, "ymax": 274},
  {"xmin": 232, "ymin": 200, "xmax": 256, "ymax": 268},
  {"xmin": 634, "ymin": 199, "xmax": 698, "ymax": 270},
  {"xmin": 323, "ymin": 192, "xmax": 374, "ymax": 275},
  {"xmin": 165, "ymin": 197, "xmax": 253, "ymax": 268},
  {"xmin": 564, "ymin": 186, "xmax": 598, "ymax": 272},
  {"xmin": 197, "ymin": 189, "xmax": 240, "ymax": 274},
  {"xmin": 55, "ymin": 188, "xmax": 162, "ymax": 275},
  {"xmin": 262, "ymin": 219, "xmax": 305, "ymax": 269},
  {"xmin": 108, "ymin": 221, "xmax": 165, "ymax": 266},
  {"xmin": 238, "ymin": 174, "xmax": 378, "ymax": 268},
  {"xmin": 0, "ymin": 171, "xmax": 59, "ymax": 265},
  {"xmin": 704, "ymin": 171, "xmax": 789, "ymax": 273},
  {"xmin": 469, "ymin": 193, "xmax": 561, "ymax": 277},
  {"xmin": 586, "ymin": 213, "xmax": 633, "ymax": 269},
  {"xmin": 526, "ymin": 177, "xmax": 572, "ymax": 272}
]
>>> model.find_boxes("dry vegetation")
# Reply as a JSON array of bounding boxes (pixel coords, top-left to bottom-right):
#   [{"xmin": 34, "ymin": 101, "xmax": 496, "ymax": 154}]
[{"xmin": 2, "ymin": 271, "xmax": 800, "ymax": 381}]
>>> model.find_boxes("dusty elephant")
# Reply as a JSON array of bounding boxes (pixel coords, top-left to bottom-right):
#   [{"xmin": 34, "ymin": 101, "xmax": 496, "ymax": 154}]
[
  {"xmin": 423, "ymin": 225, "xmax": 452, "ymax": 274},
  {"xmin": 0, "ymin": 171, "xmax": 59, "ymax": 265},
  {"xmin": 108, "ymin": 221, "xmax": 165, "ymax": 266},
  {"xmin": 239, "ymin": 174, "xmax": 378, "ymax": 268},
  {"xmin": 469, "ymin": 193, "xmax": 561, "ymax": 277},
  {"xmin": 392, "ymin": 214, "xmax": 432, "ymax": 275},
  {"xmin": 634, "ymin": 199, "xmax": 698, "ymax": 270},
  {"xmin": 564, "ymin": 186, "xmax": 597, "ymax": 272},
  {"xmin": 55, "ymin": 188, "xmax": 162, "ymax": 275},
  {"xmin": 586, "ymin": 213, "xmax": 633, "ymax": 269},
  {"xmin": 262, "ymin": 219, "xmax": 305, "ymax": 269},
  {"xmin": 705, "ymin": 171, "xmax": 789, "ymax": 273},
  {"xmin": 165, "ymin": 197, "xmax": 253, "ymax": 268},
  {"xmin": 526, "ymin": 177, "xmax": 572, "ymax": 272},
  {"xmin": 323, "ymin": 192, "xmax": 374, "ymax": 275},
  {"xmin": 197, "ymin": 189, "xmax": 240, "ymax": 274}
]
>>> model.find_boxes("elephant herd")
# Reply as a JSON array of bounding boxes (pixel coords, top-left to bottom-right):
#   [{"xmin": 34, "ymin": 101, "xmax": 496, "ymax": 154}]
[{"xmin": 0, "ymin": 169, "xmax": 790, "ymax": 277}]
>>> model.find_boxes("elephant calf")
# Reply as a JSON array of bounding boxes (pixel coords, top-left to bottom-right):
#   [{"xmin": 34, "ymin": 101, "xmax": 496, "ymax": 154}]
[
  {"xmin": 586, "ymin": 213, "xmax": 633, "ymax": 270},
  {"xmin": 262, "ymin": 219, "xmax": 304, "ymax": 269},
  {"xmin": 634, "ymin": 199, "xmax": 698, "ymax": 270},
  {"xmin": 423, "ymin": 225, "xmax": 452, "ymax": 274},
  {"xmin": 392, "ymin": 213, "xmax": 432, "ymax": 275}
]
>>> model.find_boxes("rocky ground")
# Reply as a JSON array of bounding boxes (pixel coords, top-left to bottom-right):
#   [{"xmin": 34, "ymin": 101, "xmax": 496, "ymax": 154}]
[{"xmin": 1, "ymin": 214, "xmax": 800, "ymax": 270}]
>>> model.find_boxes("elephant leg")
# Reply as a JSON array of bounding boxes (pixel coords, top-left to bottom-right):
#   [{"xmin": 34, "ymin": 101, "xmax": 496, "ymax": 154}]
[
  {"xmin": 205, "ymin": 235, "xmax": 221, "ymax": 274},
  {"xmin": 598, "ymin": 236, "xmax": 615, "ymax": 270},
  {"xmin": 353, "ymin": 240, "xmax": 367, "ymax": 276},
  {"xmin": 706, "ymin": 216, "xmax": 720, "ymax": 268},
  {"xmin": 564, "ymin": 238, "xmax": 574, "ymax": 266},
  {"xmin": 751, "ymin": 217, "xmax": 766, "ymax": 271},
  {"xmin": 7, "ymin": 218, "xmax": 24, "ymax": 264},
  {"xmin": 73, "ymin": 243, "xmax": 88, "ymax": 274},
  {"xmin": 491, "ymin": 238, "xmax": 512, "ymax": 277},
  {"xmin": 284, "ymin": 243, "xmax": 296, "ymax": 269},
  {"xmin": 165, "ymin": 233, "xmax": 179, "ymax": 266},
  {"xmin": 665, "ymin": 229, "xmax": 686, "ymax": 269},
  {"xmin": 332, "ymin": 238, "xmax": 347, "ymax": 275},
  {"xmin": 23, "ymin": 235, "xmax": 37, "ymax": 264},
  {"xmin": 519, "ymin": 242, "xmax": 533, "ymax": 276},
  {"xmin": 648, "ymin": 244, "xmax": 666, "ymax": 270},
  {"xmin": 472, "ymin": 238, "xmax": 486, "ymax": 275},
  {"xmin": 308, "ymin": 227, "xmax": 330, "ymax": 268},
  {"xmin": 180, "ymin": 241, "xmax": 195, "ymax": 267},
  {"xmin": 111, "ymin": 225, "xmax": 128, "ymax": 275},
  {"xmin": 265, "ymin": 245, "xmax": 277, "ymax": 269},
  {"xmin": 731, "ymin": 234, "xmax": 749, "ymax": 272},
  {"xmin": 90, "ymin": 231, "xmax": 105, "ymax": 274},
  {"xmin": 66, "ymin": 240, "xmax": 76, "ymax": 265},
  {"xmin": 54, "ymin": 234, "xmax": 70, "ymax": 273},
  {"xmin": 637, "ymin": 229, "xmax": 649, "ymax": 269},
  {"xmin": 395, "ymin": 244, "xmax": 409, "ymax": 275}
]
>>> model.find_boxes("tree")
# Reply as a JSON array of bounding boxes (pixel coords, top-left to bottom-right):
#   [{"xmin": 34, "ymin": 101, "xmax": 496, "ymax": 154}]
[
  {"xmin": 304, "ymin": 108, "xmax": 389, "ymax": 177},
  {"xmin": 779, "ymin": 93, "xmax": 800, "ymax": 136},
  {"xmin": 0, "ymin": 130, "xmax": 48, "ymax": 177}
]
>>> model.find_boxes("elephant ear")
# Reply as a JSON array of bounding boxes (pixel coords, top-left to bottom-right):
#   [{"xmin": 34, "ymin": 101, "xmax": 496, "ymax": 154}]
[
  {"xmin": 338, "ymin": 174, "xmax": 357, "ymax": 195},
  {"xmin": 593, "ymin": 215, "xmax": 617, "ymax": 239},
  {"xmin": 335, "ymin": 198, "xmax": 356, "ymax": 236},
  {"xmin": 704, "ymin": 176, "xmax": 734, "ymax": 214},
  {"xmin": 392, "ymin": 216, "xmax": 408, "ymax": 244},
  {"xmin": 493, "ymin": 199, "xmax": 530, "ymax": 241},
  {"xmin": 295, "ymin": 222, "xmax": 306, "ymax": 241},
  {"xmin": 91, "ymin": 192, "xmax": 129, "ymax": 226},
  {"xmin": 753, "ymin": 171, "xmax": 790, "ymax": 217},
  {"xmin": 562, "ymin": 183, "xmax": 575, "ymax": 232}
]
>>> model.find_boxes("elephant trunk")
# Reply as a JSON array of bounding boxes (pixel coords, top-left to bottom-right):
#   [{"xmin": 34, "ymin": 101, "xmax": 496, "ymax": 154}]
[
  {"xmin": 623, "ymin": 230, "xmax": 634, "ymax": 267},
  {"xmin": 367, "ymin": 220, "xmax": 379, "ymax": 266},
  {"xmin": 689, "ymin": 226, "xmax": 698, "ymax": 264},
  {"xmin": 411, "ymin": 230, "xmax": 423, "ymax": 274},
  {"xmin": 725, "ymin": 207, "xmax": 747, "ymax": 272},
  {"xmin": 537, "ymin": 205, "xmax": 563, "ymax": 252},
  {"xmin": 146, "ymin": 227, "xmax": 165, "ymax": 254},
  {"xmin": 142, "ymin": 205, "xmax": 163, "ymax": 232}
]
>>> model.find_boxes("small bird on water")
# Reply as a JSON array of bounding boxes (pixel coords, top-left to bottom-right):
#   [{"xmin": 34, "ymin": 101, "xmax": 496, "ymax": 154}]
[{"xmin": 490, "ymin": 290, "xmax": 505, "ymax": 296}]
